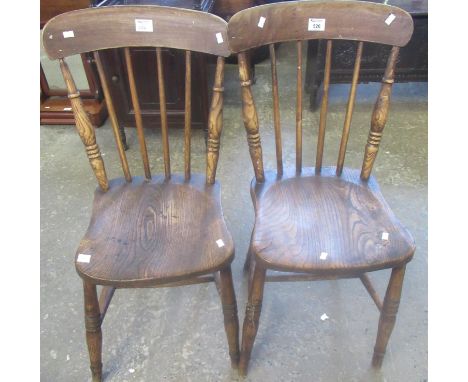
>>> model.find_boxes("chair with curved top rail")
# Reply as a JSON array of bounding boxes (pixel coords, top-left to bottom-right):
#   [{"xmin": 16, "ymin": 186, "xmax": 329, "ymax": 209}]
[
  {"xmin": 42, "ymin": 6, "xmax": 238, "ymax": 380},
  {"xmin": 227, "ymin": 0, "xmax": 416, "ymax": 376}
]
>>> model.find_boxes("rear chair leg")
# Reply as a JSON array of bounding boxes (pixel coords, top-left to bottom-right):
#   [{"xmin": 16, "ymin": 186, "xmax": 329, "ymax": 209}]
[
  {"xmin": 239, "ymin": 263, "xmax": 266, "ymax": 376},
  {"xmin": 83, "ymin": 281, "xmax": 103, "ymax": 382},
  {"xmin": 372, "ymin": 265, "xmax": 406, "ymax": 368},
  {"xmin": 219, "ymin": 266, "xmax": 240, "ymax": 368}
]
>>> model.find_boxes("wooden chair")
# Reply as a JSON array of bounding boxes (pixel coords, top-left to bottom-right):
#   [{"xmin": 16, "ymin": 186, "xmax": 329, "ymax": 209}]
[
  {"xmin": 227, "ymin": 0, "xmax": 416, "ymax": 376},
  {"xmin": 42, "ymin": 6, "xmax": 238, "ymax": 381}
]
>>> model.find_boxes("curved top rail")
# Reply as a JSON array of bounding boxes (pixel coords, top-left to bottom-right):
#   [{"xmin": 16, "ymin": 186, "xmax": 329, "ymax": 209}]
[
  {"xmin": 42, "ymin": 5, "xmax": 230, "ymax": 59},
  {"xmin": 227, "ymin": 0, "xmax": 413, "ymax": 53}
]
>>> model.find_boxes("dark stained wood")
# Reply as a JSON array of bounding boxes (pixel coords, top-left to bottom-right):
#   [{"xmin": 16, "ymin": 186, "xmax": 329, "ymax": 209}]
[
  {"xmin": 184, "ymin": 50, "xmax": 192, "ymax": 180},
  {"xmin": 94, "ymin": 51, "xmax": 132, "ymax": 182},
  {"xmin": 206, "ymin": 57, "xmax": 226, "ymax": 184},
  {"xmin": 227, "ymin": 0, "xmax": 413, "ymax": 53},
  {"xmin": 372, "ymin": 265, "xmax": 406, "ymax": 367},
  {"xmin": 124, "ymin": 47, "xmax": 152, "ymax": 179},
  {"xmin": 251, "ymin": 167, "xmax": 415, "ymax": 274},
  {"xmin": 239, "ymin": 263, "xmax": 266, "ymax": 376},
  {"xmin": 156, "ymin": 47, "xmax": 171, "ymax": 179},
  {"xmin": 315, "ymin": 40, "xmax": 332, "ymax": 173},
  {"xmin": 59, "ymin": 58, "xmax": 109, "ymax": 191},
  {"xmin": 360, "ymin": 273, "xmax": 383, "ymax": 311},
  {"xmin": 269, "ymin": 44, "xmax": 283, "ymax": 176},
  {"xmin": 296, "ymin": 41, "xmax": 303, "ymax": 173},
  {"xmin": 232, "ymin": 2, "xmax": 415, "ymax": 375},
  {"xmin": 238, "ymin": 52, "xmax": 264, "ymax": 182},
  {"xmin": 98, "ymin": 286, "xmax": 116, "ymax": 320},
  {"xmin": 42, "ymin": 5, "xmax": 230, "ymax": 59},
  {"xmin": 336, "ymin": 41, "xmax": 363, "ymax": 176},
  {"xmin": 76, "ymin": 174, "xmax": 234, "ymax": 287},
  {"xmin": 83, "ymin": 281, "xmax": 102, "ymax": 382},
  {"xmin": 361, "ymin": 46, "xmax": 399, "ymax": 180},
  {"xmin": 219, "ymin": 266, "xmax": 240, "ymax": 368}
]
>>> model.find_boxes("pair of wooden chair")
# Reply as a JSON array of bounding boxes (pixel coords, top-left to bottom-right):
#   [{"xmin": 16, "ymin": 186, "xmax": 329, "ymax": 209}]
[{"xmin": 42, "ymin": 1, "xmax": 416, "ymax": 380}]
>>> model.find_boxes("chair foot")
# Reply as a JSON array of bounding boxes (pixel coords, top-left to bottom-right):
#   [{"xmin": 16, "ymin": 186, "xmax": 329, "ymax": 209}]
[
  {"xmin": 219, "ymin": 266, "xmax": 240, "ymax": 369},
  {"xmin": 371, "ymin": 265, "xmax": 406, "ymax": 368},
  {"xmin": 83, "ymin": 281, "xmax": 103, "ymax": 382},
  {"xmin": 239, "ymin": 264, "xmax": 266, "ymax": 376}
]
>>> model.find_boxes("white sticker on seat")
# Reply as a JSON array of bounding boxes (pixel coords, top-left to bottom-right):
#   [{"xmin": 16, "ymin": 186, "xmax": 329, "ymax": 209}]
[
  {"xmin": 135, "ymin": 19, "xmax": 153, "ymax": 32},
  {"xmin": 385, "ymin": 14, "xmax": 396, "ymax": 25},
  {"xmin": 77, "ymin": 254, "xmax": 91, "ymax": 263},
  {"xmin": 382, "ymin": 232, "xmax": 389, "ymax": 241},
  {"xmin": 320, "ymin": 313, "xmax": 329, "ymax": 321},
  {"xmin": 216, "ymin": 239, "xmax": 225, "ymax": 248},
  {"xmin": 320, "ymin": 251, "xmax": 328, "ymax": 260}
]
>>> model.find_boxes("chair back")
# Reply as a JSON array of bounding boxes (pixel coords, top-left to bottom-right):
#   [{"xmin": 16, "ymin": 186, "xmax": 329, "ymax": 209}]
[
  {"xmin": 42, "ymin": 5, "xmax": 231, "ymax": 191},
  {"xmin": 227, "ymin": 0, "xmax": 413, "ymax": 182}
]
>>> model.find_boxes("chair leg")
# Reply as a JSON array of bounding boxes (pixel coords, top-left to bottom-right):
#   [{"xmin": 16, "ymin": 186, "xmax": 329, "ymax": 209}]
[
  {"xmin": 83, "ymin": 281, "xmax": 103, "ymax": 382},
  {"xmin": 239, "ymin": 263, "xmax": 267, "ymax": 376},
  {"xmin": 219, "ymin": 266, "xmax": 240, "ymax": 368},
  {"xmin": 372, "ymin": 265, "xmax": 406, "ymax": 368},
  {"xmin": 243, "ymin": 231, "xmax": 254, "ymax": 273}
]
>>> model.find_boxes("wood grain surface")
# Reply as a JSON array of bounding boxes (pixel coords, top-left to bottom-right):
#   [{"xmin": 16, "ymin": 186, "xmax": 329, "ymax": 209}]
[
  {"xmin": 76, "ymin": 174, "xmax": 234, "ymax": 287},
  {"xmin": 250, "ymin": 167, "xmax": 415, "ymax": 274},
  {"xmin": 227, "ymin": 0, "xmax": 413, "ymax": 53},
  {"xmin": 42, "ymin": 5, "xmax": 230, "ymax": 59}
]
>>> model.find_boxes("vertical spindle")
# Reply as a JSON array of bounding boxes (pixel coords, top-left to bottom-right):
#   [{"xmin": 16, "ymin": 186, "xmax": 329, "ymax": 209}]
[
  {"xmin": 315, "ymin": 40, "xmax": 332, "ymax": 173},
  {"xmin": 184, "ymin": 50, "xmax": 192, "ymax": 181},
  {"xmin": 336, "ymin": 41, "xmax": 363, "ymax": 176},
  {"xmin": 269, "ymin": 44, "xmax": 283, "ymax": 176},
  {"xmin": 124, "ymin": 47, "xmax": 151, "ymax": 179},
  {"xmin": 94, "ymin": 51, "xmax": 132, "ymax": 183},
  {"xmin": 156, "ymin": 47, "xmax": 171, "ymax": 180},
  {"xmin": 296, "ymin": 41, "xmax": 303, "ymax": 173}
]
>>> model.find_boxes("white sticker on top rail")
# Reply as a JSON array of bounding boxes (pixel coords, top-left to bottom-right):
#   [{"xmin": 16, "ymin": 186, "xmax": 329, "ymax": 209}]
[
  {"xmin": 216, "ymin": 32, "xmax": 224, "ymax": 44},
  {"xmin": 135, "ymin": 19, "xmax": 153, "ymax": 32},
  {"xmin": 63, "ymin": 30, "xmax": 74, "ymax": 38},
  {"xmin": 382, "ymin": 232, "xmax": 389, "ymax": 241},
  {"xmin": 385, "ymin": 13, "xmax": 396, "ymax": 25},
  {"xmin": 320, "ymin": 251, "xmax": 328, "ymax": 260},
  {"xmin": 77, "ymin": 254, "xmax": 91, "ymax": 263},
  {"xmin": 308, "ymin": 18, "xmax": 326, "ymax": 32},
  {"xmin": 258, "ymin": 16, "xmax": 266, "ymax": 28}
]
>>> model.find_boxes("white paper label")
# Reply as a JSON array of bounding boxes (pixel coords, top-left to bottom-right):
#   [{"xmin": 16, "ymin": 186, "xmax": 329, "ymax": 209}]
[
  {"xmin": 320, "ymin": 313, "xmax": 329, "ymax": 321},
  {"xmin": 216, "ymin": 32, "xmax": 224, "ymax": 44},
  {"xmin": 135, "ymin": 19, "xmax": 153, "ymax": 32},
  {"xmin": 308, "ymin": 18, "xmax": 326, "ymax": 31},
  {"xmin": 63, "ymin": 107, "xmax": 72, "ymax": 111},
  {"xmin": 216, "ymin": 239, "xmax": 225, "ymax": 248},
  {"xmin": 382, "ymin": 232, "xmax": 389, "ymax": 241},
  {"xmin": 385, "ymin": 13, "xmax": 396, "ymax": 25},
  {"xmin": 63, "ymin": 30, "xmax": 74, "ymax": 38},
  {"xmin": 320, "ymin": 251, "xmax": 328, "ymax": 260},
  {"xmin": 258, "ymin": 16, "xmax": 266, "ymax": 28},
  {"xmin": 77, "ymin": 254, "xmax": 91, "ymax": 263}
]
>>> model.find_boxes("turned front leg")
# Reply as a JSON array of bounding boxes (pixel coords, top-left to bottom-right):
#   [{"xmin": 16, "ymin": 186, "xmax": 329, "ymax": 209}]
[
  {"xmin": 239, "ymin": 263, "xmax": 266, "ymax": 376},
  {"xmin": 83, "ymin": 281, "xmax": 103, "ymax": 382},
  {"xmin": 372, "ymin": 265, "xmax": 406, "ymax": 368},
  {"xmin": 219, "ymin": 266, "xmax": 240, "ymax": 368}
]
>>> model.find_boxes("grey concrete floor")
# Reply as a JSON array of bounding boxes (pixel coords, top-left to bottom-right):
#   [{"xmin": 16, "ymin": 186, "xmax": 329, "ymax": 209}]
[{"xmin": 41, "ymin": 42, "xmax": 427, "ymax": 381}]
